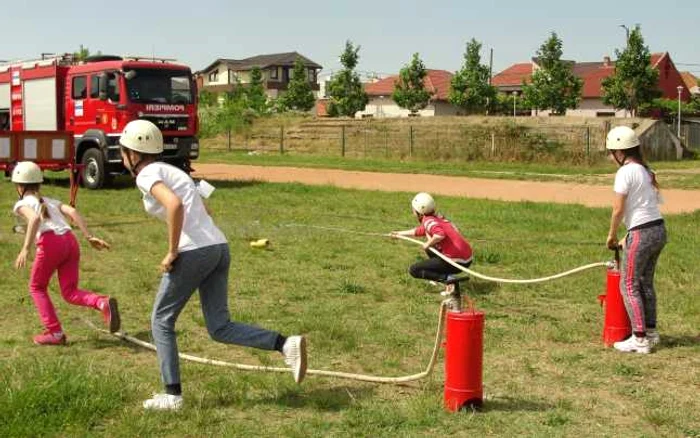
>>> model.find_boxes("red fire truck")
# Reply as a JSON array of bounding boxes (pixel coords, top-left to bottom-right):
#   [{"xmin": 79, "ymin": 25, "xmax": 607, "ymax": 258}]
[{"xmin": 0, "ymin": 54, "xmax": 199, "ymax": 188}]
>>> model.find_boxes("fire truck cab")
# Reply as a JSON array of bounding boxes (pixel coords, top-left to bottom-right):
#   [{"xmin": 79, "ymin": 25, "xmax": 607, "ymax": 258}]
[{"xmin": 0, "ymin": 54, "xmax": 199, "ymax": 188}]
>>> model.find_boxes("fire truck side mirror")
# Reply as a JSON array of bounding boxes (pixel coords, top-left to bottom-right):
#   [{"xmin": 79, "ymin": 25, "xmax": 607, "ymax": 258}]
[{"xmin": 98, "ymin": 72, "xmax": 109, "ymax": 101}]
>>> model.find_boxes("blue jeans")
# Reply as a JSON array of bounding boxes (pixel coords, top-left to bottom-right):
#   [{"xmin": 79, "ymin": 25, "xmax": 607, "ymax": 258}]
[{"xmin": 151, "ymin": 243, "xmax": 280, "ymax": 386}]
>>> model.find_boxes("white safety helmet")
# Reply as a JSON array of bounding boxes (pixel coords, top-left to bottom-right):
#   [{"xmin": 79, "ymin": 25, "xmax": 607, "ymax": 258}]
[
  {"xmin": 12, "ymin": 161, "xmax": 43, "ymax": 184},
  {"xmin": 411, "ymin": 192, "xmax": 436, "ymax": 215},
  {"xmin": 606, "ymin": 126, "xmax": 640, "ymax": 150},
  {"xmin": 119, "ymin": 120, "xmax": 164, "ymax": 154}
]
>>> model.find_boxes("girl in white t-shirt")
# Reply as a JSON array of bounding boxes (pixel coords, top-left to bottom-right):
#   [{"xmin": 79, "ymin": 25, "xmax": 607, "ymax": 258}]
[
  {"xmin": 118, "ymin": 120, "xmax": 307, "ymax": 411},
  {"xmin": 605, "ymin": 126, "xmax": 666, "ymax": 354},
  {"xmin": 11, "ymin": 162, "xmax": 119, "ymax": 346}
]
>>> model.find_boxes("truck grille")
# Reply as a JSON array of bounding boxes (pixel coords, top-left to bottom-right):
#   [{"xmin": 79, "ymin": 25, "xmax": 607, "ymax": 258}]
[{"xmin": 140, "ymin": 115, "xmax": 189, "ymax": 132}]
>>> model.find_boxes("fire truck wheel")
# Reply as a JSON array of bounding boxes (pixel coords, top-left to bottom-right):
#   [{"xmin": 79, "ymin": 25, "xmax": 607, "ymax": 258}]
[{"xmin": 81, "ymin": 148, "xmax": 106, "ymax": 189}]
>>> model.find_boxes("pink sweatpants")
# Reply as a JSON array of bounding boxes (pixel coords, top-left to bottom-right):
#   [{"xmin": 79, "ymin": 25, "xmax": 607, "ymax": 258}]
[{"xmin": 29, "ymin": 231, "xmax": 104, "ymax": 333}]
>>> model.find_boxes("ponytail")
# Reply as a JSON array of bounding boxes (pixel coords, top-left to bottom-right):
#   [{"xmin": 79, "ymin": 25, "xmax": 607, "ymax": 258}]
[
  {"xmin": 623, "ymin": 147, "xmax": 660, "ymax": 191},
  {"xmin": 18, "ymin": 183, "xmax": 50, "ymax": 220},
  {"xmin": 38, "ymin": 197, "xmax": 50, "ymax": 220}
]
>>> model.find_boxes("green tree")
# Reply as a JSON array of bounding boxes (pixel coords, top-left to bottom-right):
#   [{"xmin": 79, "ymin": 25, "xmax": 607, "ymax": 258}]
[
  {"xmin": 392, "ymin": 53, "xmax": 434, "ymax": 115},
  {"xmin": 602, "ymin": 25, "xmax": 660, "ymax": 117},
  {"xmin": 198, "ymin": 90, "xmax": 217, "ymax": 108},
  {"xmin": 522, "ymin": 32, "xmax": 582, "ymax": 115},
  {"xmin": 73, "ymin": 45, "xmax": 90, "ymax": 61},
  {"xmin": 449, "ymin": 38, "xmax": 496, "ymax": 114},
  {"xmin": 280, "ymin": 58, "xmax": 316, "ymax": 112},
  {"xmin": 245, "ymin": 66, "xmax": 270, "ymax": 115},
  {"xmin": 327, "ymin": 40, "xmax": 369, "ymax": 117}
]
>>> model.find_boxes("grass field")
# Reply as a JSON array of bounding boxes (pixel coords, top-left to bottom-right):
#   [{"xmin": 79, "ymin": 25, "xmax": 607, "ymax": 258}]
[
  {"xmin": 1, "ymin": 177, "xmax": 699, "ymax": 437},
  {"xmin": 198, "ymin": 149, "xmax": 700, "ymax": 189}
]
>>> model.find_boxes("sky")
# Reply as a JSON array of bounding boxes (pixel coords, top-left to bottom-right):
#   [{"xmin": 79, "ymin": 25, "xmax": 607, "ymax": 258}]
[{"xmin": 2, "ymin": 0, "xmax": 699, "ymax": 79}]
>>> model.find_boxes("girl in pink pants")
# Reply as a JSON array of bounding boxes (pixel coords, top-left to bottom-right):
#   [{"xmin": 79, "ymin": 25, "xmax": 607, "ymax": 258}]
[{"xmin": 11, "ymin": 161, "xmax": 120, "ymax": 345}]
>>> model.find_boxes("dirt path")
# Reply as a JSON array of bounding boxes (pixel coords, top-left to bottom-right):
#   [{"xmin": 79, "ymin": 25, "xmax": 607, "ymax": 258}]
[{"xmin": 193, "ymin": 163, "xmax": 700, "ymax": 214}]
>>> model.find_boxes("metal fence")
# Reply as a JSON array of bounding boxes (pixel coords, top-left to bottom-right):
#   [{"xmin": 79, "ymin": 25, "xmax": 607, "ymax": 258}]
[
  {"xmin": 682, "ymin": 121, "xmax": 700, "ymax": 151},
  {"xmin": 209, "ymin": 121, "xmax": 611, "ymax": 164}
]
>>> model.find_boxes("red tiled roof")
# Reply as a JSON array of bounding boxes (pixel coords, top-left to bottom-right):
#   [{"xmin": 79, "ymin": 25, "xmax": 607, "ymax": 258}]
[
  {"xmin": 364, "ymin": 69, "xmax": 454, "ymax": 101},
  {"xmin": 581, "ymin": 68, "xmax": 614, "ymax": 98},
  {"xmin": 493, "ymin": 53, "xmax": 669, "ymax": 98},
  {"xmin": 680, "ymin": 71, "xmax": 698, "ymax": 90},
  {"xmin": 491, "ymin": 63, "xmax": 533, "ymax": 87}
]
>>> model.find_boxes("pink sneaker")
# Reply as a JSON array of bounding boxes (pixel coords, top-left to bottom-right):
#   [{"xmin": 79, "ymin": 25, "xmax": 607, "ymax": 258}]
[
  {"xmin": 99, "ymin": 297, "xmax": 121, "ymax": 333},
  {"xmin": 33, "ymin": 331, "xmax": 67, "ymax": 346}
]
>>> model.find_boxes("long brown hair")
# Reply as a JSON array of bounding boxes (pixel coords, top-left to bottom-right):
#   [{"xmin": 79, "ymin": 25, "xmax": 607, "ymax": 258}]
[
  {"xmin": 622, "ymin": 146, "xmax": 660, "ymax": 191},
  {"xmin": 19, "ymin": 183, "xmax": 50, "ymax": 220}
]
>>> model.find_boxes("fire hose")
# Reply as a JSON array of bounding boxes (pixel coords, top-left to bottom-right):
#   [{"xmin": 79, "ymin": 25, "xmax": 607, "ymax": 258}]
[
  {"xmin": 87, "ymin": 226, "xmax": 612, "ymax": 384},
  {"xmin": 85, "ymin": 300, "xmax": 447, "ymax": 384},
  {"xmin": 393, "ymin": 235, "xmax": 612, "ymax": 284}
]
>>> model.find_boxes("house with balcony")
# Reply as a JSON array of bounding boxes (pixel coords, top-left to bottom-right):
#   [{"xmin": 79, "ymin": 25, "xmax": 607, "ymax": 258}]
[{"xmin": 197, "ymin": 52, "xmax": 322, "ymax": 101}]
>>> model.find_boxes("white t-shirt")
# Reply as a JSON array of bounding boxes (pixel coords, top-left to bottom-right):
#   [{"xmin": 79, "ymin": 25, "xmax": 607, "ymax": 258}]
[
  {"xmin": 613, "ymin": 162, "xmax": 663, "ymax": 229},
  {"xmin": 13, "ymin": 195, "xmax": 72, "ymax": 238},
  {"xmin": 136, "ymin": 162, "xmax": 227, "ymax": 252}
]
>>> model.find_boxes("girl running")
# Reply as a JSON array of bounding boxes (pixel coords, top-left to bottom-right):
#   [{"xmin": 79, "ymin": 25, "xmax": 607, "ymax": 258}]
[
  {"xmin": 118, "ymin": 120, "xmax": 307, "ymax": 410},
  {"xmin": 12, "ymin": 161, "xmax": 119, "ymax": 345}
]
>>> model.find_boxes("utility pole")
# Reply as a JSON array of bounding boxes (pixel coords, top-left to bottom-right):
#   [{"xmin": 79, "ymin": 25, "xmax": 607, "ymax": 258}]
[
  {"xmin": 619, "ymin": 25, "xmax": 630, "ymax": 44},
  {"xmin": 677, "ymin": 86, "xmax": 683, "ymax": 140}
]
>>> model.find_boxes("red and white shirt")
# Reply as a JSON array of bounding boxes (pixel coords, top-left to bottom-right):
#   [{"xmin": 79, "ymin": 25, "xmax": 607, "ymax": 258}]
[{"xmin": 415, "ymin": 215, "xmax": 472, "ymax": 261}]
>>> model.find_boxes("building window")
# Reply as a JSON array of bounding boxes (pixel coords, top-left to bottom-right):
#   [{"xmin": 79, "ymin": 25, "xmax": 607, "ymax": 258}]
[
  {"xmin": 270, "ymin": 67, "xmax": 278, "ymax": 79},
  {"xmin": 208, "ymin": 70, "xmax": 219, "ymax": 82},
  {"xmin": 308, "ymin": 68, "xmax": 316, "ymax": 82},
  {"xmin": 72, "ymin": 76, "xmax": 87, "ymax": 99}
]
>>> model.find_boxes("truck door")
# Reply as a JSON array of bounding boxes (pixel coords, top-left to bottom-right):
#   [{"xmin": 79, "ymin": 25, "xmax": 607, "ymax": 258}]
[
  {"xmin": 90, "ymin": 74, "xmax": 111, "ymax": 132},
  {"xmin": 66, "ymin": 74, "xmax": 91, "ymax": 135}
]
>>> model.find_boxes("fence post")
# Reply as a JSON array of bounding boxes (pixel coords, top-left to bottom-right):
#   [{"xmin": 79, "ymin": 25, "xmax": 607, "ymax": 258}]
[
  {"xmin": 491, "ymin": 132, "xmax": 495, "ymax": 157},
  {"xmin": 409, "ymin": 125, "xmax": 414, "ymax": 157},
  {"xmin": 384, "ymin": 129, "xmax": 389, "ymax": 158},
  {"xmin": 364, "ymin": 125, "xmax": 368, "ymax": 157},
  {"xmin": 280, "ymin": 126, "xmax": 284, "ymax": 154},
  {"xmin": 341, "ymin": 125, "xmax": 346, "ymax": 157},
  {"xmin": 585, "ymin": 126, "xmax": 591, "ymax": 159},
  {"xmin": 227, "ymin": 129, "xmax": 231, "ymax": 152}
]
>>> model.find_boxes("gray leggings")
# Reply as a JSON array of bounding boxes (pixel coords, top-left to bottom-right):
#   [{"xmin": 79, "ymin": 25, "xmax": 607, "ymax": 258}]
[
  {"xmin": 620, "ymin": 222, "xmax": 667, "ymax": 334},
  {"xmin": 151, "ymin": 243, "xmax": 280, "ymax": 386}
]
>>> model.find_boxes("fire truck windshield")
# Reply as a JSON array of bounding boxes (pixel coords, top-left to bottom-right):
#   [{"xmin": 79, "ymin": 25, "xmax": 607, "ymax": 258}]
[{"xmin": 125, "ymin": 69, "xmax": 193, "ymax": 105}]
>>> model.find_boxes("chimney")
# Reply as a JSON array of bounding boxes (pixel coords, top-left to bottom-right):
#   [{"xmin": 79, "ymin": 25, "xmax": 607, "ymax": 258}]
[{"xmin": 603, "ymin": 56, "xmax": 611, "ymax": 67}]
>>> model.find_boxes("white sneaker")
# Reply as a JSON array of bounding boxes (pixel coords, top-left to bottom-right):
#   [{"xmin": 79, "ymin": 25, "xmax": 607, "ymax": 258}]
[
  {"xmin": 647, "ymin": 330, "xmax": 660, "ymax": 347},
  {"xmin": 613, "ymin": 336, "xmax": 651, "ymax": 354},
  {"xmin": 283, "ymin": 336, "xmax": 308, "ymax": 384},
  {"xmin": 143, "ymin": 393, "xmax": 183, "ymax": 410}
]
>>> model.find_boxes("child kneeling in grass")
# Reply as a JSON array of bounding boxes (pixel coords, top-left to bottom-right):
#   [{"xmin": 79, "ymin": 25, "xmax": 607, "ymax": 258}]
[{"xmin": 391, "ymin": 192, "xmax": 473, "ymax": 296}]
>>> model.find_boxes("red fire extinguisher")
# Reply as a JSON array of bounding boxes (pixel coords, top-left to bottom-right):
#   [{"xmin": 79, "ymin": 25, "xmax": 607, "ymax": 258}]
[
  {"xmin": 597, "ymin": 247, "xmax": 631, "ymax": 347},
  {"xmin": 444, "ymin": 302, "xmax": 484, "ymax": 412}
]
